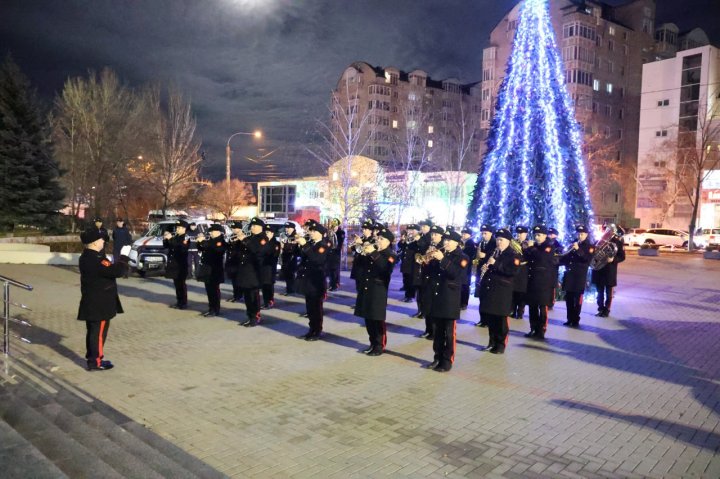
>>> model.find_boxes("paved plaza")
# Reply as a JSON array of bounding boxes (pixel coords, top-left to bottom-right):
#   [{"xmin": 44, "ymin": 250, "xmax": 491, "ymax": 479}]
[{"xmin": 1, "ymin": 254, "xmax": 719, "ymax": 478}]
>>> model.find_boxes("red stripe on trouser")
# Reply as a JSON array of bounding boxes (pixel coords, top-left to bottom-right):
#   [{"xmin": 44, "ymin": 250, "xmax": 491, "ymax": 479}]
[
  {"xmin": 97, "ymin": 320, "xmax": 106, "ymax": 367},
  {"xmin": 450, "ymin": 321, "xmax": 456, "ymax": 364},
  {"xmin": 579, "ymin": 294, "xmax": 584, "ymax": 305},
  {"xmin": 543, "ymin": 306, "xmax": 548, "ymax": 330},
  {"xmin": 381, "ymin": 322, "xmax": 387, "ymax": 349},
  {"xmin": 504, "ymin": 316, "xmax": 509, "ymax": 346}
]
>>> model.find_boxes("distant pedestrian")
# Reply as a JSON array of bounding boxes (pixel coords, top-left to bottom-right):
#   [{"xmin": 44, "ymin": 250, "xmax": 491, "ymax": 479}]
[
  {"xmin": 112, "ymin": 218, "xmax": 133, "ymax": 265},
  {"xmin": 92, "ymin": 217, "xmax": 110, "ymax": 254},
  {"xmin": 77, "ymin": 228, "xmax": 130, "ymax": 371}
]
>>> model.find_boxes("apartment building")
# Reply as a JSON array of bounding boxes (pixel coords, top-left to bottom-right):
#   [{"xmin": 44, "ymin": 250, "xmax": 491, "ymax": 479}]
[
  {"xmin": 330, "ymin": 62, "xmax": 483, "ymax": 173},
  {"xmin": 636, "ymin": 44, "xmax": 720, "ymax": 230},
  {"xmin": 480, "ymin": 0, "xmax": 657, "ymax": 226}
]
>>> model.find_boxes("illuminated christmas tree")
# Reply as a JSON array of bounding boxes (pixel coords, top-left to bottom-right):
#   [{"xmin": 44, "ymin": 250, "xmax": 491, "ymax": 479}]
[{"xmin": 467, "ymin": 0, "xmax": 594, "ymax": 242}]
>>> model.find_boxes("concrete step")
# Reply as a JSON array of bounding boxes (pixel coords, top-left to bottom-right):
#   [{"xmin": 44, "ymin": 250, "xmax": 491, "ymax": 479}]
[
  {"xmin": 0, "ymin": 392, "xmax": 125, "ymax": 479},
  {"xmin": 36, "ymin": 402, "xmax": 168, "ymax": 479},
  {"xmin": 0, "ymin": 360, "xmax": 226, "ymax": 479},
  {"xmin": 0, "ymin": 420, "xmax": 69, "ymax": 479}
]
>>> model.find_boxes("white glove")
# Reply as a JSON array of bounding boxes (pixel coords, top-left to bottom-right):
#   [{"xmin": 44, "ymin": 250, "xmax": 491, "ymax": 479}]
[{"xmin": 120, "ymin": 245, "xmax": 132, "ymax": 257}]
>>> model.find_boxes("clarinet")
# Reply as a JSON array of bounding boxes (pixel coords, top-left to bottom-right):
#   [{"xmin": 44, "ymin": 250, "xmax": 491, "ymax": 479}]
[{"xmin": 478, "ymin": 248, "xmax": 501, "ymax": 283}]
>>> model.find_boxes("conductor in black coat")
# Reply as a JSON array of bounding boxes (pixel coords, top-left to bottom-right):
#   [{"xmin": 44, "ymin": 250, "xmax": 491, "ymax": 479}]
[
  {"xmin": 400, "ymin": 224, "xmax": 420, "ymax": 302},
  {"xmin": 297, "ymin": 223, "xmax": 329, "ymax": 340},
  {"xmin": 524, "ymin": 225, "xmax": 558, "ymax": 339},
  {"xmin": 591, "ymin": 227, "xmax": 626, "ymax": 317},
  {"xmin": 280, "ymin": 222, "xmax": 301, "ymax": 294},
  {"xmin": 77, "ymin": 229, "xmax": 129, "ymax": 371},
  {"xmin": 560, "ymin": 225, "xmax": 595, "ymax": 327},
  {"xmin": 478, "ymin": 228, "xmax": 520, "ymax": 354},
  {"xmin": 354, "ymin": 227, "xmax": 398, "ymax": 356},
  {"xmin": 162, "ymin": 219, "xmax": 190, "ymax": 309},
  {"xmin": 460, "ymin": 228, "xmax": 477, "ymax": 310},
  {"xmin": 196, "ymin": 224, "xmax": 227, "ymax": 317},
  {"xmin": 423, "ymin": 230, "xmax": 469, "ymax": 372}
]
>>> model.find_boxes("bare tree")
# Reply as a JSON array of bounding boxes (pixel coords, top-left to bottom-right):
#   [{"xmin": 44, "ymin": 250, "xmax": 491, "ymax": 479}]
[
  {"xmin": 306, "ymin": 74, "xmax": 375, "ymax": 229},
  {"xmin": 636, "ymin": 141, "xmax": 683, "ymax": 227},
  {"xmin": 436, "ymin": 100, "xmax": 480, "ymax": 225},
  {"xmin": 129, "ymin": 87, "xmax": 202, "ymax": 218},
  {"xmin": 51, "ymin": 111, "xmax": 89, "ymax": 231},
  {"xmin": 675, "ymin": 93, "xmax": 720, "ymax": 250},
  {"xmin": 199, "ymin": 179, "xmax": 255, "ymax": 220},
  {"xmin": 385, "ymin": 91, "xmax": 433, "ymax": 231},
  {"xmin": 52, "ymin": 68, "xmax": 142, "ymax": 220}
]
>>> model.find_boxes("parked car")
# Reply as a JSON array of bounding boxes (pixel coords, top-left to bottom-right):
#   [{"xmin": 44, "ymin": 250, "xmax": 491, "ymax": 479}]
[
  {"xmin": 698, "ymin": 228, "xmax": 720, "ymax": 248},
  {"xmin": 128, "ymin": 220, "xmax": 230, "ymax": 277},
  {"xmin": 636, "ymin": 228, "xmax": 696, "ymax": 248},
  {"xmin": 623, "ymin": 228, "xmax": 646, "ymax": 246}
]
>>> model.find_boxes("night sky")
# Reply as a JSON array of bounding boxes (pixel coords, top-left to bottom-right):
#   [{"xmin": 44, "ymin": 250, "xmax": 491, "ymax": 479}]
[{"xmin": 2, "ymin": 0, "xmax": 719, "ymax": 180}]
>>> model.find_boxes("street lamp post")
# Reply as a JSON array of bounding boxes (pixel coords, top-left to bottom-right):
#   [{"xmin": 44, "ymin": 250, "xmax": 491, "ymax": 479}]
[{"xmin": 226, "ymin": 130, "xmax": 262, "ymax": 187}]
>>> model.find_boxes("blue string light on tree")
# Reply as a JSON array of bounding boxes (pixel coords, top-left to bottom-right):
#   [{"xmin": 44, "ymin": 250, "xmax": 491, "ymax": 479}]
[{"xmin": 467, "ymin": 0, "xmax": 594, "ymax": 242}]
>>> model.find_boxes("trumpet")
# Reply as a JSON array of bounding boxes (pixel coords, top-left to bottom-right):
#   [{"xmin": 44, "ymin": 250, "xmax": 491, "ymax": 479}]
[
  {"xmin": 555, "ymin": 239, "xmax": 580, "ymax": 260},
  {"xmin": 415, "ymin": 244, "xmax": 444, "ymax": 264},
  {"xmin": 279, "ymin": 231, "xmax": 297, "ymax": 244}
]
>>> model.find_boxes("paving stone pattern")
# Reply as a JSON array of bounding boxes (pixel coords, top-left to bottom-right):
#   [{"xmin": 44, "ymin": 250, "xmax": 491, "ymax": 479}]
[{"xmin": 1, "ymin": 254, "xmax": 719, "ymax": 478}]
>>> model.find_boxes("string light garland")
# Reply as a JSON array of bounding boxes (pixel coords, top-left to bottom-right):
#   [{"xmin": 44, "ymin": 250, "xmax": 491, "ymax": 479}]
[{"xmin": 467, "ymin": 0, "xmax": 594, "ymax": 242}]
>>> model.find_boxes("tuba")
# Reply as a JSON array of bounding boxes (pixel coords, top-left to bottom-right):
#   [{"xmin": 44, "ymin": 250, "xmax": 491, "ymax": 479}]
[{"xmin": 590, "ymin": 224, "xmax": 619, "ymax": 270}]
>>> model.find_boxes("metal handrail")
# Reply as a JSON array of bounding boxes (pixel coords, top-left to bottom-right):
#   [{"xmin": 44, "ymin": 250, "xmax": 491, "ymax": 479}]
[
  {"xmin": 1, "ymin": 274, "xmax": 33, "ymax": 356},
  {"xmin": 0, "ymin": 275, "xmax": 33, "ymax": 290}
]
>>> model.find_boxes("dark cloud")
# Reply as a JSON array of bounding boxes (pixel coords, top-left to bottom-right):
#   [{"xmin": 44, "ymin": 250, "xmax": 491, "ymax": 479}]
[{"xmin": 2, "ymin": 0, "xmax": 719, "ymax": 180}]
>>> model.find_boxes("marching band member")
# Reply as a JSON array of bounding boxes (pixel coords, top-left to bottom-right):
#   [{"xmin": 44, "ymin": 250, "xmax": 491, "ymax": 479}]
[
  {"xmin": 280, "ymin": 222, "xmax": 301, "ymax": 295},
  {"xmin": 547, "ymin": 227, "xmax": 563, "ymax": 309},
  {"xmin": 478, "ymin": 228, "xmax": 520, "ymax": 354},
  {"xmin": 400, "ymin": 224, "xmax": 420, "ymax": 302},
  {"xmin": 524, "ymin": 225, "xmax": 557, "ymax": 339},
  {"xmin": 418, "ymin": 225, "xmax": 445, "ymax": 339},
  {"xmin": 237, "ymin": 217, "xmax": 268, "ymax": 327},
  {"xmin": 423, "ymin": 229, "xmax": 469, "ymax": 372},
  {"xmin": 326, "ymin": 218, "xmax": 345, "ymax": 291},
  {"xmin": 460, "ymin": 228, "xmax": 477, "ymax": 311},
  {"xmin": 261, "ymin": 224, "xmax": 281, "ymax": 309},
  {"xmin": 196, "ymin": 224, "xmax": 227, "ymax": 317},
  {"xmin": 350, "ymin": 220, "xmax": 375, "ymax": 305},
  {"xmin": 412, "ymin": 220, "xmax": 433, "ymax": 319},
  {"xmin": 510, "ymin": 226, "xmax": 530, "ymax": 319},
  {"xmin": 225, "ymin": 221, "xmax": 244, "ymax": 303},
  {"xmin": 560, "ymin": 225, "xmax": 595, "ymax": 328},
  {"xmin": 163, "ymin": 219, "xmax": 190, "ymax": 310},
  {"xmin": 297, "ymin": 223, "xmax": 329, "ymax": 341},
  {"xmin": 354, "ymin": 227, "xmax": 398, "ymax": 356},
  {"xmin": 591, "ymin": 226, "xmax": 625, "ymax": 317},
  {"xmin": 473, "ymin": 224, "xmax": 496, "ymax": 327}
]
